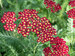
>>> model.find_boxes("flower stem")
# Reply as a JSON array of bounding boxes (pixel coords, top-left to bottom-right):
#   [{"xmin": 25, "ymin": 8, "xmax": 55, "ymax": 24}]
[
  {"xmin": 59, "ymin": 0, "xmax": 69, "ymax": 18},
  {"xmin": 48, "ymin": 9, "xmax": 52, "ymax": 21},
  {"xmin": 33, "ymin": 42, "xmax": 40, "ymax": 54},
  {"xmin": 71, "ymin": 18, "xmax": 74, "ymax": 47},
  {"xmin": 0, "ymin": 0, "xmax": 3, "ymax": 9}
]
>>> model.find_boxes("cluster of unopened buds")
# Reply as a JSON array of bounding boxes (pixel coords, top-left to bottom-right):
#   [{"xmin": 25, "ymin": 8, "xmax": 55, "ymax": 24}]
[
  {"xmin": 43, "ymin": 37, "xmax": 70, "ymax": 56},
  {"xmin": 67, "ymin": 0, "xmax": 75, "ymax": 28},
  {"xmin": 1, "ymin": 12, "xmax": 17, "ymax": 31},
  {"xmin": 44, "ymin": 0, "xmax": 61, "ymax": 13}
]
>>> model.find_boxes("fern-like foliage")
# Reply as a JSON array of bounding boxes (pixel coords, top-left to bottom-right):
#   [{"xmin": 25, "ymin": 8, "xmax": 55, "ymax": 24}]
[
  {"xmin": 0, "ymin": 31, "xmax": 45, "ymax": 56},
  {"xmin": 0, "ymin": 31, "xmax": 26, "ymax": 56},
  {"xmin": 67, "ymin": 18, "xmax": 75, "ymax": 34},
  {"xmin": 62, "ymin": 18, "xmax": 75, "ymax": 56}
]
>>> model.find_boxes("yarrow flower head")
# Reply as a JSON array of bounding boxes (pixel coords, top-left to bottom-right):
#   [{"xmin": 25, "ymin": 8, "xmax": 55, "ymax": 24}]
[
  {"xmin": 67, "ymin": 8, "xmax": 75, "ymax": 19},
  {"xmin": 17, "ymin": 9, "xmax": 57, "ymax": 43},
  {"xmin": 1, "ymin": 12, "xmax": 17, "ymax": 31},
  {"xmin": 43, "ymin": 37, "xmax": 70, "ymax": 56},
  {"xmin": 44, "ymin": 0, "xmax": 61, "ymax": 13},
  {"xmin": 69, "ymin": 0, "xmax": 75, "ymax": 7}
]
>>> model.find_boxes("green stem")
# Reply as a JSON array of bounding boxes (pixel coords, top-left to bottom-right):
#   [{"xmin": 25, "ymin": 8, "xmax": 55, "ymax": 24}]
[
  {"xmin": 15, "ymin": 0, "xmax": 20, "ymax": 13},
  {"xmin": 70, "ymin": 51, "xmax": 75, "ymax": 55},
  {"xmin": 48, "ymin": 9, "xmax": 52, "ymax": 21},
  {"xmin": 70, "ymin": 18, "xmax": 74, "ymax": 48},
  {"xmin": 59, "ymin": 0, "xmax": 69, "ymax": 18},
  {"xmin": 0, "ymin": 0, "xmax": 3, "ymax": 9},
  {"xmin": 6, "ymin": 0, "xmax": 15, "ymax": 5},
  {"xmin": 33, "ymin": 42, "xmax": 40, "ymax": 54},
  {"xmin": 56, "ymin": 0, "xmax": 69, "ymax": 29}
]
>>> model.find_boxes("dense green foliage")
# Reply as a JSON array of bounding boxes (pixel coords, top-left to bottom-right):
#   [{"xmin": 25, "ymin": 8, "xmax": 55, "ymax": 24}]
[{"xmin": 0, "ymin": 0, "xmax": 75, "ymax": 56}]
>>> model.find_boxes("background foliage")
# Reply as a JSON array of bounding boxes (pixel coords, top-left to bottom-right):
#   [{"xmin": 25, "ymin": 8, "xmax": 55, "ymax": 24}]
[{"xmin": 0, "ymin": 0, "xmax": 75, "ymax": 56}]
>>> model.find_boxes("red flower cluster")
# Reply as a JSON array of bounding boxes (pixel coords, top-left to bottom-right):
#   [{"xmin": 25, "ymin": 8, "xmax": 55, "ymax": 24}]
[
  {"xmin": 1, "ymin": 12, "xmax": 17, "ymax": 31},
  {"xmin": 44, "ymin": 0, "xmax": 61, "ymax": 13},
  {"xmin": 17, "ymin": 9, "xmax": 57, "ymax": 43},
  {"xmin": 67, "ymin": 8, "xmax": 75, "ymax": 28},
  {"xmin": 69, "ymin": 0, "xmax": 75, "ymax": 7},
  {"xmin": 1, "ymin": 9, "xmax": 69, "ymax": 56},
  {"xmin": 67, "ymin": 8, "xmax": 75, "ymax": 19},
  {"xmin": 43, "ymin": 37, "xmax": 70, "ymax": 56}
]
